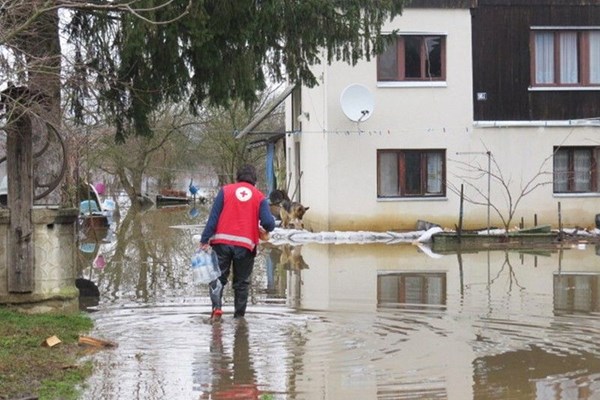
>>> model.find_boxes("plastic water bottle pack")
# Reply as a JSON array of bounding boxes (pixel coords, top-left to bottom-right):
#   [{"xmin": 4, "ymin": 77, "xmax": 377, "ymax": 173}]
[{"xmin": 191, "ymin": 249, "xmax": 221, "ymax": 284}]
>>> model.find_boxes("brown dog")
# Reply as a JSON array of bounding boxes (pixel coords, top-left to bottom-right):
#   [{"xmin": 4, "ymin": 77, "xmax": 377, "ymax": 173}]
[
  {"xmin": 280, "ymin": 244, "xmax": 309, "ymax": 270},
  {"xmin": 269, "ymin": 189, "xmax": 289, "ymax": 222},
  {"xmin": 280, "ymin": 199, "xmax": 309, "ymax": 229}
]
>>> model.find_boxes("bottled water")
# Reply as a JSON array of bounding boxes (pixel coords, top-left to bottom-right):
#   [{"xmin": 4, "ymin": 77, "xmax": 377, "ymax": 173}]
[
  {"xmin": 206, "ymin": 250, "xmax": 221, "ymax": 283},
  {"xmin": 191, "ymin": 249, "xmax": 221, "ymax": 284},
  {"xmin": 191, "ymin": 250, "xmax": 207, "ymax": 283}
]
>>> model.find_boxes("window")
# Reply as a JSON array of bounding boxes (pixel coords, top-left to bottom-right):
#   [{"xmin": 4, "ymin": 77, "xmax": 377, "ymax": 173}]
[
  {"xmin": 377, "ymin": 35, "xmax": 446, "ymax": 81},
  {"xmin": 532, "ymin": 29, "xmax": 600, "ymax": 87},
  {"xmin": 377, "ymin": 149, "xmax": 445, "ymax": 198},
  {"xmin": 553, "ymin": 146, "xmax": 599, "ymax": 193},
  {"xmin": 554, "ymin": 273, "xmax": 600, "ymax": 313},
  {"xmin": 378, "ymin": 272, "xmax": 447, "ymax": 307}
]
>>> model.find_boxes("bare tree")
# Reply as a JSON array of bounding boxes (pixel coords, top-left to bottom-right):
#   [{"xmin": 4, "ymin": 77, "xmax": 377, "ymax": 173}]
[
  {"xmin": 89, "ymin": 102, "xmax": 199, "ymax": 206},
  {"xmin": 448, "ymin": 143, "xmax": 554, "ymax": 234},
  {"xmin": 197, "ymin": 89, "xmax": 285, "ymax": 188}
]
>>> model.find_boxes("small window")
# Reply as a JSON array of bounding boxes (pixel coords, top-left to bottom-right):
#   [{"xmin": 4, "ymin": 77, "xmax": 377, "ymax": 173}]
[
  {"xmin": 553, "ymin": 146, "xmax": 599, "ymax": 193},
  {"xmin": 377, "ymin": 149, "xmax": 446, "ymax": 198},
  {"xmin": 377, "ymin": 35, "xmax": 446, "ymax": 82},
  {"xmin": 532, "ymin": 29, "xmax": 600, "ymax": 87}
]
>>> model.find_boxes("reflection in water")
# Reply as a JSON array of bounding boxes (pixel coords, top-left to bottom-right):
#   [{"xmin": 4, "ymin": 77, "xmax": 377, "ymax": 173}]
[
  {"xmin": 75, "ymin": 277, "xmax": 100, "ymax": 310},
  {"xmin": 554, "ymin": 273, "xmax": 600, "ymax": 313},
  {"xmin": 473, "ymin": 346, "xmax": 600, "ymax": 399},
  {"xmin": 263, "ymin": 243, "xmax": 307, "ymax": 309},
  {"xmin": 196, "ymin": 320, "xmax": 260, "ymax": 399},
  {"xmin": 378, "ymin": 272, "xmax": 447, "ymax": 309},
  {"xmin": 79, "ymin": 207, "xmax": 600, "ymax": 399},
  {"xmin": 77, "ymin": 238, "xmax": 104, "ymax": 311}
]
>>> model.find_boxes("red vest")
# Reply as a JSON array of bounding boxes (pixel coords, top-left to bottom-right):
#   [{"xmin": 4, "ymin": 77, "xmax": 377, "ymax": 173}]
[{"xmin": 211, "ymin": 182, "xmax": 265, "ymax": 251}]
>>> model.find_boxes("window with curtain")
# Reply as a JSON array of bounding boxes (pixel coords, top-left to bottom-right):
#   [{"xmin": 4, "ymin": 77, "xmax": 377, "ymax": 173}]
[
  {"xmin": 535, "ymin": 32, "xmax": 554, "ymax": 84},
  {"xmin": 590, "ymin": 31, "xmax": 600, "ymax": 84},
  {"xmin": 532, "ymin": 29, "xmax": 600, "ymax": 87},
  {"xmin": 559, "ymin": 32, "xmax": 578, "ymax": 84},
  {"xmin": 553, "ymin": 147, "xmax": 598, "ymax": 193},
  {"xmin": 377, "ymin": 35, "xmax": 446, "ymax": 82},
  {"xmin": 377, "ymin": 149, "xmax": 446, "ymax": 198}
]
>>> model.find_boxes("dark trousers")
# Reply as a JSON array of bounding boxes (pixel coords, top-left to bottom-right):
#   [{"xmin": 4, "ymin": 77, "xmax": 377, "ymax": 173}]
[{"xmin": 209, "ymin": 244, "xmax": 255, "ymax": 317}]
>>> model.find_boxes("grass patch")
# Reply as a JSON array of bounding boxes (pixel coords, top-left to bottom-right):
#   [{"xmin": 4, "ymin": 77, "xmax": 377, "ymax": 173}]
[{"xmin": 0, "ymin": 307, "xmax": 94, "ymax": 400}]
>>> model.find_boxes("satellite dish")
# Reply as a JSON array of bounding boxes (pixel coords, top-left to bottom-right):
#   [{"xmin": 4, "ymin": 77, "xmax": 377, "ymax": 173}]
[{"xmin": 340, "ymin": 84, "xmax": 375, "ymax": 122}]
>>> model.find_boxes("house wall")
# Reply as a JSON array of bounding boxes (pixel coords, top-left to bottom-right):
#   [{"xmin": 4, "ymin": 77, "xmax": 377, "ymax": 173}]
[
  {"xmin": 467, "ymin": 125, "xmax": 600, "ymax": 230},
  {"xmin": 472, "ymin": 2, "xmax": 600, "ymax": 121},
  {"xmin": 287, "ymin": 60, "xmax": 330, "ymax": 228},
  {"xmin": 290, "ymin": 8, "xmax": 476, "ymax": 231},
  {"xmin": 409, "ymin": 0, "xmax": 472, "ymax": 7},
  {"xmin": 286, "ymin": 2, "xmax": 600, "ymax": 232},
  {"xmin": 471, "ymin": 0, "xmax": 600, "ymax": 230}
]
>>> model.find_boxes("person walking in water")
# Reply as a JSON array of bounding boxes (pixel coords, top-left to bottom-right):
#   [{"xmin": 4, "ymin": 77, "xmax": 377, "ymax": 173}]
[{"xmin": 200, "ymin": 164, "xmax": 276, "ymax": 321}]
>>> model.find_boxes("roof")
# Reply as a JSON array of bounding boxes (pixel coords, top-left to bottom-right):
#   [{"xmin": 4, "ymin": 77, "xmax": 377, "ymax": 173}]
[{"xmin": 235, "ymin": 84, "xmax": 296, "ymax": 139}]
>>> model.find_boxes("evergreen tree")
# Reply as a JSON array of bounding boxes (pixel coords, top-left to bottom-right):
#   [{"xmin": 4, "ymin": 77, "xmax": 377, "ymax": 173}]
[{"xmin": 2, "ymin": 0, "xmax": 405, "ymax": 140}]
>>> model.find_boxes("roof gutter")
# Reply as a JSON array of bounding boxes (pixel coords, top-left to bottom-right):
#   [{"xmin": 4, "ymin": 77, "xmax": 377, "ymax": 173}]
[{"xmin": 474, "ymin": 119, "xmax": 600, "ymax": 128}]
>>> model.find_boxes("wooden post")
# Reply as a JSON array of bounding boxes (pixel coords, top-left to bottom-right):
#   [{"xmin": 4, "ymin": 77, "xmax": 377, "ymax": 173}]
[
  {"xmin": 7, "ymin": 113, "xmax": 34, "ymax": 293},
  {"xmin": 457, "ymin": 251, "xmax": 464, "ymax": 297},
  {"xmin": 557, "ymin": 201, "xmax": 563, "ymax": 242},
  {"xmin": 458, "ymin": 184, "xmax": 464, "ymax": 243}
]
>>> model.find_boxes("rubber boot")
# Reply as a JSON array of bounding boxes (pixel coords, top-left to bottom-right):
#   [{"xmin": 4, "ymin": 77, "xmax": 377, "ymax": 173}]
[{"xmin": 233, "ymin": 285, "xmax": 249, "ymax": 318}]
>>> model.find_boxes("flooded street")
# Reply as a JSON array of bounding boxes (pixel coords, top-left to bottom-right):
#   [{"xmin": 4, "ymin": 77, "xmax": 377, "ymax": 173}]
[{"xmin": 78, "ymin": 206, "xmax": 600, "ymax": 399}]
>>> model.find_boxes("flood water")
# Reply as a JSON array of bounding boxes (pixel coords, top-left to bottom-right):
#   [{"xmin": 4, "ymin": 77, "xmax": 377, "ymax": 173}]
[{"xmin": 78, "ymin": 205, "xmax": 600, "ymax": 399}]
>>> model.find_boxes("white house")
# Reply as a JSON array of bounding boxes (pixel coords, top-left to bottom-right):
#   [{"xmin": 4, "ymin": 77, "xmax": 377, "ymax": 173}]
[{"xmin": 285, "ymin": 0, "xmax": 600, "ymax": 233}]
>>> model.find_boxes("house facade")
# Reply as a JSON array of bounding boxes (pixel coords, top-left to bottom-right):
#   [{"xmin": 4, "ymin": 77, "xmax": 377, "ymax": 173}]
[{"xmin": 285, "ymin": 0, "xmax": 600, "ymax": 232}]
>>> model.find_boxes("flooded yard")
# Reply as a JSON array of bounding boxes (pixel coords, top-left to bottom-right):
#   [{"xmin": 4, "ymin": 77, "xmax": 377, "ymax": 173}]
[{"xmin": 78, "ymin": 206, "xmax": 600, "ymax": 399}]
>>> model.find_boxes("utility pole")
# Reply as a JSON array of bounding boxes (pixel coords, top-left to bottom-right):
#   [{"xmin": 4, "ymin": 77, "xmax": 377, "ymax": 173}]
[{"xmin": 456, "ymin": 151, "xmax": 492, "ymax": 235}]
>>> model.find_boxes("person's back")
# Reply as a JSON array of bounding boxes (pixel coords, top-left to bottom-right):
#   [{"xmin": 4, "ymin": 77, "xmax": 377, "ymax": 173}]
[
  {"xmin": 212, "ymin": 181, "xmax": 265, "ymax": 250},
  {"xmin": 200, "ymin": 165, "xmax": 275, "ymax": 320}
]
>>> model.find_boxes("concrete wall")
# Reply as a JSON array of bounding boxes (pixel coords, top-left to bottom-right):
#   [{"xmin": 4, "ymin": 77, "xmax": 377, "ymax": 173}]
[{"xmin": 0, "ymin": 208, "xmax": 79, "ymax": 312}]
